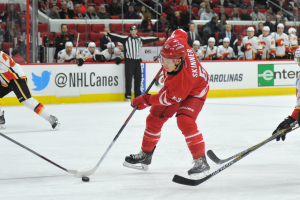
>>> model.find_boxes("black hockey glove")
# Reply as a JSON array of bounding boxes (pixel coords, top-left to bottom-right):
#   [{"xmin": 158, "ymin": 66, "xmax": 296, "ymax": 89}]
[
  {"xmin": 93, "ymin": 54, "xmax": 102, "ymax": 62},
  {"xmin": 286, "ymin": 51, "xmax": 293, "ymax": 59},
  {"xmin": 99, "ymin": 54, "xmax": 106, "ymax": 62},
  {"xmin": 115, "ymin": 57, "xmax": 122, "ymax": 65},
  {"xmin": 272, "ymin": 116, "xmax": 296, "ymax": 141},
  {"xmin": 255, "ymin": 54, "xmax": 262, "ymax": 60},
  {"xmin": 230, "ymin": 57, "xmax": 237, "ymax": 60},
  {"xmin": 240, "ymin": 46, "xmax": 246, "ymax": 52},
  {"xmin": 222, "ymin": 57, "xmax": 229, "ymax": 60},
  {"xmin": 275, "ymin": 42, "xmax": 278, "ymax": 47},
  {"xmin": 269, "ymin": 53, "xmax": 275, "ymax": 60},
  {"xmin": 211, "ymin": 56, "xmax": 218, "ymax": 60},
  {"xmin": 77, "ymin": 58, "xmax": 84, "ymax": 66}
]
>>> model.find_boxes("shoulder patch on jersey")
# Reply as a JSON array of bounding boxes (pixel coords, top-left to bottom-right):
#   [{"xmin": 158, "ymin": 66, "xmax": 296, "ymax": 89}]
[
  {"xmin": 84, "ymin": 50, "xmax": 89, "ymax": 53},
  {"xmin": 59, "ymin": 51, "xmax": 63, "ymax": 54},
  {"xmin": 203, "ymin": 46, "xmax": 207, "ymax": 50}
]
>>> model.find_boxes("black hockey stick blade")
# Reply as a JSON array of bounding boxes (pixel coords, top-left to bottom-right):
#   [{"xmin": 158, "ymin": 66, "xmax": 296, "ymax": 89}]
[
  {"xmin": 172, "ymin": 174, "xmax": 211, "ymax": 186},
  {"xmin": 207, "ymin": 150, "xmax": 223, "ymax": 164}
]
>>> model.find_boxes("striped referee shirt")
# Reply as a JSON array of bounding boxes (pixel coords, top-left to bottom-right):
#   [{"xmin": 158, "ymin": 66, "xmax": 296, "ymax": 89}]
[{"xmin": 107, "ymin": 33, "xmax": 159, "ymax": 60}]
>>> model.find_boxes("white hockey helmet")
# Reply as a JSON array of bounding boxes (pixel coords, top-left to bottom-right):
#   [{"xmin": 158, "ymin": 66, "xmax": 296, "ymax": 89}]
[
  {"xmin": 288, "ymin": 27, "xmax": 297, "ymax": 35},
  {"xmin": 118, "ymin": 42, "xmax": 123, "ymax": 46},
  {"xmin": 65, "ymin": 41, "xmax": 73, "ymax": 48},
  {"xmin": 208, "ymin": 37, "xmax": 215, "ymax": 43},
  {"xmin": 294, "ymin": 48, "xmax": 300, "ymax": 63},
  {"xmin": 88, "ymin": 42, "xmax": 96, "ymax": 48},
  {"xmin": 263, "ymin": 26, "xmax": 270, "ymax": 32},
  {"xmin": 247, "ymin": 27, "xmax": 255, "ymax": 32},
  {"xmin": 193, "ymin": 40, "xmax": 200, "ymax": 46},
  {"xmin": 107, "ymin": 42, "xmax": 115, "ymax": 49},
  {"xmin": 277, "ymin": 23, "xmax": 284, "ymax": 28},
  {"xmin": 223, "ymin": 37, "xmax": 230, "ymax": 43}
]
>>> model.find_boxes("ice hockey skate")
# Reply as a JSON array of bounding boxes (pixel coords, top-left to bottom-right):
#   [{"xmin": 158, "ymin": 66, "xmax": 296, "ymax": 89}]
[
  {"xmin": 188, "ymin": 155, "xmax": 210, "ymax": 179},
  {"xmin": 123, "ymin": 149, "xmax": 154, "ymax": 171},
  {"xmin": 49, "ymin": 115, "xmax": 60, "ymax": 130},
  {"xmin": 0, "ymin": 111, "xmax": 5, "ymax": 129}
]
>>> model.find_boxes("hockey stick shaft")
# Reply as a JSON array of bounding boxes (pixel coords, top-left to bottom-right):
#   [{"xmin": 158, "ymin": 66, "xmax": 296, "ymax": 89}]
[
  {"xmin": 75, "ymin": 33, "xmax": 79, "ymax": 60},
  {"xmin": 74, "ymin": 66, "xmax": 164, "ymax": 178},
  {"xmin": 173, "ymin": 122, "xmax": 299, "ymax": 186},
  {"xmin": 0, "ymin": 132, "xmax": 76, "ymax": 174},
  {"xmin": 207, "ymin": 121, "xmax": 298, "ymax": 164}
]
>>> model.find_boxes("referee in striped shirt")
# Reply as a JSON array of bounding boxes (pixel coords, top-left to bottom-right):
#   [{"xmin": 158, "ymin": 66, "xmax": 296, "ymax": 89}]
[{"xmin": 102, "ymin": 26, "xmax": 165, "ymax": 101}]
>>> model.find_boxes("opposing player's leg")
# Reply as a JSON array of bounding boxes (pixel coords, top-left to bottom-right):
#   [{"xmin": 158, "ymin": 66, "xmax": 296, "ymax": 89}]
[
  {"xmin": 176, "ymin": 96, "xmax": 209, "ymax": 179},
  {"xmin": 11, "ymin": 79, "xmax": 60, "ymax": 129},
  {"xmin": 123, "ymin": 105, "xmax": 179, "ymax": 171}
]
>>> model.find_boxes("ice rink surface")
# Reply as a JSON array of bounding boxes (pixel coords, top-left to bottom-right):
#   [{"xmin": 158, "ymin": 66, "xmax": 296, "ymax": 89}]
[{"xmin": 1, "ymin": 95, "xmax": 300, "ymax": 200}]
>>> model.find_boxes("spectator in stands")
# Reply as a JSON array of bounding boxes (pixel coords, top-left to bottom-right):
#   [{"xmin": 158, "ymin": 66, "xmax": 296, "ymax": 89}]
[
  {"xmin": 200, "ymin": 5, "xmax": 214, "ymax": 20},
  {"xmin": 164, "ymin": 0, "xmax": 179, "ymax": 30},
  {"xmin": 123, "ymin": 0, "xmax": 132, "ymax": 14},
  {"xmin": 100, "ymin": 27, "xmax": 111, "ymax": 51},
  {"xmin": 218, "ymin": 7, "xmax": 230, "ymax": 20},
  {"xmin": 223, "ymin": 0, "xmax": 236, "ymax": 8},
  {"xmin": 4, "ymin": 22, "xmax": 18, "ymax": 43},
  {"xmin": 276, "ymin": 10, "xmax": 289, "ymax": 21},
  {"xmin": 203, "ymin": 16, "xmax": 220, "ymax": 44},
  {"xmin": 179, "ymin": 0, "xmax": 188, "ymax": 13},
  {"xmin": 264, "ymin": 7, "xmax": 276, "ymax": 21},
  {"xmin": 250, "ymin": 5, "xmax": 266, "ymax": 21},
  {"xmin": 198, "ymin": 2, "xmax": 206, "ymax": 17},
  {"xmin": 8, "ymin": 4, "xmax": 20, "ymax": 25},
  {"xmin": 59, "ymin": 2, "xmax": 75, "ymax": 19},
  {"xmin": 73, "ymin": 4, "xmax": 86, "ymax": 19},
  {"xmin": 0, "ymin": 11, "xmax": 7, "ymax": 24},
  {"xmin": 124, "ymin": 5, "xmax": 138, "ymax": 19},
  {"xmin": 154, "ymin": 13, "xmax": 171, "ymax": 35},
  {"xmin": 263, "ymin": 15, "xmax": 276, "ymax": 32},
  {"xmin": 231, "ymin": 8, "xmax": 241, "ymax": 20},
  {"xmin": 240, "ymin": 5, "xmax": 252, "ymax": 20},
  {"xmin": 138, "ymin": 6, "xmax": 148, "ymax": 19},
  {"xmin": 0, "ymin": 23, "xmax": 4, "ymax": 43},
  {"xmin": 87, "ymin": 6, "xmax": 99, "ymax": 19},
  {"xmin": 97, "ymin": 5, "xmax": 111, "ymax": 19},
  {"xmin": 141, "ymin": 13, "xmax": 154, "ymax": 35},
  {"xmin": 54, "ymin": 24, "xmax": 74, "ymax": 60},
  {"xmin": 231, "ymin": 0, "xmax": 245, "ymax": 8},
  {"xmin": 48, "ymin": 5, "xmax": 61, "ymax": 19},
  {"xmin": 281, "ymin": 18, "xmax": 289, "ymax": 34},
  {"xmin": 255, "ymin": 22, "xmax": 264, "ymax": 37},
  {"xmin": 178, "ymin": 6, "xmax": 196, "ymax": 31},
  {"xmin": 218, "ymin": 15, "xmax": 228, "ymax": 32},
  {"xmin": 187, "ymin": 23, "xmax": 202, "ymax": 48},
  {"xmin": 11, "ymin": 48, "xmax": 25, "ymax": 63},
  {"xmin": 219, "ymin": 24, "xmax": 238, "ymax": 55},
  {"xmin": 204, "ymin": 0, "xmax": 215, "ymax": 9},
  {"xmin": 110, "ymin": 0, "xmax": 122, "ymax": 16}
]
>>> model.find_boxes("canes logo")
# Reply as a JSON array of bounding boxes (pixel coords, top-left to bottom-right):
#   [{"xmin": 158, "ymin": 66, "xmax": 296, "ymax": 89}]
[
  {"xmin": 145, "ymin": 49, "xmax": 151, "ymax": 54},
  {"xmin": 32, "ymin": 71, "xmax": 52, "ymax": 91},
  {"xmin": 155, "ymin": 74, "xmax": 164, "ymax": 87}
]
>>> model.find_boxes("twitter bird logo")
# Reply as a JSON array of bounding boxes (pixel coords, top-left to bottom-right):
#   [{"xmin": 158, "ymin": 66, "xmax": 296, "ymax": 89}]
[{"xmin": 32, "ymin": 71, "xmax": 52, "ymax": 91}]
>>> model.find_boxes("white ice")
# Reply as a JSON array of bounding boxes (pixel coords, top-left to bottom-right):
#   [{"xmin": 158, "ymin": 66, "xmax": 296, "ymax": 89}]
[{"xmin": 1, "ymin": 95, "xmax": 300, "ymax": 200}]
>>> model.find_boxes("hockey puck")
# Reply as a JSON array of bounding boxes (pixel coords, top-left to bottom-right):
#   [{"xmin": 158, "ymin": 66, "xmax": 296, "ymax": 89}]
[{"xmin": 82, "ymin": 177, "xmax": 90, "ymax": 182}]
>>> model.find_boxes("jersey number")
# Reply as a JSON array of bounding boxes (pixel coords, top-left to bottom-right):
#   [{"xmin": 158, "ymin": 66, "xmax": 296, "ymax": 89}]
[{"xmin": 2, "ymin": 53, "xmax": 16, "ymax": 67}]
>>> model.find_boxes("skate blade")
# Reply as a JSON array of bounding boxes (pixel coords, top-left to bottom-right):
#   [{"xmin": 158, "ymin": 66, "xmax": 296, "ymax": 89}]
[
  {"xmin": 123, "ymin": 161, "xmax": 149, "ymax": 171},
  {"xmin": 0, "ymin": 124, "xmax": 6, "ymax": 129},
  {"xmin": 189, "ymin": 170, "xmax": 210, "ymax": 180},
  {"xmin": 53, "ymin": 123, "xmax": 61, "ymax": 130}
]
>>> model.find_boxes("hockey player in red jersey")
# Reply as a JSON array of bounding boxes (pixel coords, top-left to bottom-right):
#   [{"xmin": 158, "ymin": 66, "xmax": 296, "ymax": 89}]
[
  {"xmin": 123, "ymin": 29, "xmax": 210, "ymax": 179},
  {"xmin": 272, "ymin": 47, "xmax": 300, "ymax": 141}
]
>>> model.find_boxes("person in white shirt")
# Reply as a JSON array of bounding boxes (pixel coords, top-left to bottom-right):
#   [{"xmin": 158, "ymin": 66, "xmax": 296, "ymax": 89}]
[
  {"xmin": 81, "ymin": 42, "xmax": 103, "ymax": 62},
  {"xmin": 201, "ymin": 37, "xmax": 218, "ymax": 60},
  {"xmin": 270, "ymin": 23, "xmax": 290, "ymax": 59},
  {"xmin": 101, "ymin": 42, "xmax": 123, "ymax": 65},
  {"xmin": 217, "ymin": 37, "xmax": 235, "ymax": 60},
  {"xmin": 258, "ymin": 26, "xmax": 276, "ymax": 60},
  {"xmin": 198, "ymin": 2, "xmax": 205, "ymax": 17},
  {"xmin": 250, "ymin": 5, "xmax": 266, "ymax": 21},
  {"xmin": 288, "ymin": 27, "xmax": 298, "ymax": 58},
  {"xmin": 200, "ymin": 5, "xmax": 214, "ymax": 20},
  {"xmin": 57, "ymin": 42, "xmax": 83, "ymax": 66},
  {"xmin": 193, "ymin": 40, "xmax": 204, "ymax": 60},
  {"xmin": 240, "ymin": 27, "xmax": 263, "ymax": 60}
]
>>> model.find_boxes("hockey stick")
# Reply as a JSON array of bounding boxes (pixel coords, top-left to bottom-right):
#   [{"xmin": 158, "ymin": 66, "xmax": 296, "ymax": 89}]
[
  {"xmin": 74, "ymin": 66, "xmax": 164, "ymax": 178},
  {"xmin": 172, "ymin": 121, "xmax": 299, "ymax": 186},
  {"xmin": 207, "ymin": 121, "xmax": 298, "ymax": 164},
  {"xmin": 0, "ymin": 132, "xmax": 77, "ymax": 175},
  {"xmin": 75, "ymin": 33, "xmax": 79, "ymax": 60}
]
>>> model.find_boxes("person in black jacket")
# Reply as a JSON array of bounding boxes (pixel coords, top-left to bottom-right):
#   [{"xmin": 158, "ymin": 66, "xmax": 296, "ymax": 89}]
[
  {"xmin": 101, "ymin": 26, "xmax": 165, "ymax": 101},
  {"xmin": 109, "ymin": 0, "xmax": 122, "ymax": 16},
  {"xmin": 255, "ymin": 22, "xmax": 264, "ymax": 37},
  {"xmin": 141, "ymin": 12, "xmax": 153, "ymax": 34},
  {"xmin": 8, "ymin": 4, "xmax": 20, "ymax": 25},
  {"xmin": 223, "ymin": 0, "xmax": 236, "ymax": 8},
  {"xmin": 124, "ymin": 5, "xmax": 138, "ymax": 19},
  {"xmin": 154, "ymin": 13, "xmax": 171, "ymax": 33},
  {"xmin": 218, "ymin": 7, "xmax": 230, "ymax": 20},
  {"xmin": 240, "ymin": 5, "xmax": 252, "ymax": 21},
  {"xmin": 263, "ymin": 16, "xmax": 276, "ymax": 32},
  {"xmin": 100, "ymin": 27, "xmax": 111, "ymax": 51},
  {"xmin": 59, "ymin": 2, "xmax": 75, "ymax": 19},
  {"xmin": 54, "ymin": 24, "xmax": 74, "ymax": 60}
]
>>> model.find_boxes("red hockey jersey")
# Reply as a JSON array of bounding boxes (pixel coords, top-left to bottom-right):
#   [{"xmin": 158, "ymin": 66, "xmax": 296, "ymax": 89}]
[{"xmin": 148, "ymin": 29, "xmax": 209, "ymax": 106}]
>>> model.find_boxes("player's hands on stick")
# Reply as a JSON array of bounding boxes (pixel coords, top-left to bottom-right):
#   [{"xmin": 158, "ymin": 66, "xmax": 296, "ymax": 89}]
[
  {"xmin": 115, "ymin": 57, "xmax": 122, "ymax": 65},
  {"xmin": 240, "ymin": 46, "xmax": 246, "ymax": 52},
  {"xmin": 256, "ymin": 53, "xmax": 262, "ymax": 60},
  {"xmin": 77, "ymin": 58, "xmax": 84, "ymax": 66},
  {"xmin": 269, "ymin": 53, "xmax": 275, "ymax": 60},
  {"xmin": 272, "ymin": 116, "xmax": 296, "ymax": 141},
  {"xmin": 131, "ymin": 94, "xmax": 151, "ymax": 110}
]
